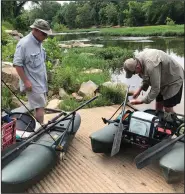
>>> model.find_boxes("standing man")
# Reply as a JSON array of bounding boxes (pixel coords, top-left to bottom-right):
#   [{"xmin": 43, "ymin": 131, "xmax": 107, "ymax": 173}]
[
  {"xmin": 123, "ymin": 49, "xmax": 184, "ymax": 113},
  {"xmin": 13, "ymin": 19, "xmax": 52, "ymax": 124}
]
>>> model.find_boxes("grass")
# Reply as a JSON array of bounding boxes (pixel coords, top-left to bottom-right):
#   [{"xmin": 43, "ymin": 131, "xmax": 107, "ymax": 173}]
[
  {"xmin": 66, "ymin": 25, "xmax": 184, "ymax": 37},
  {"xmin": 59, "ymin": 84, "xmax": 126, "ymax": 112}
]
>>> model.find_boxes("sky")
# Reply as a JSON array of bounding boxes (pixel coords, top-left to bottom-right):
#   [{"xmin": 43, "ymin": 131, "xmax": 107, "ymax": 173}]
[{"xmin": 24, "ymin": 1, "xmax": 70, "ymax": 10}]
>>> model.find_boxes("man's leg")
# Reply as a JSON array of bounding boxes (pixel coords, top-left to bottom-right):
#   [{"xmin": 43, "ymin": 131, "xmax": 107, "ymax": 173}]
[
  {"xmin": 164, "ymin": 107, "xmax": 174, "ymax": 113},
  {"xmin": 156, "ymin": 92, "xmax": 164, "ymax": 111},
  {"xmin": 35, "ymin": 107, "xmax": 45, "ymax": 124},
  {"xmin": 163, "ymin": 85, "xmax": 183, "ymax": 113},
  {"xmin": 27, "ymin": 92, "xmax": 47, "ymax": 124},
  {"xmin": 155, "ymin": 102, "xmax": 164, "ymax": 111}
]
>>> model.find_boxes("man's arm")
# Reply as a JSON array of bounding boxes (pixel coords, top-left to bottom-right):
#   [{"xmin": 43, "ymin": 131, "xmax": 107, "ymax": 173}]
[
  {"xmin": 14, "ymin": 66, "xmax": 32, "ymax": 91},
  {"xmin": 133, "ymin": 75, "xmax": 150, "ymax": 98},
  {"xmin": 142, "ymin": 65, "xmax": 161, "ymax": 104},
  {"xmin": 13, "ymin": 44, "xmax": 32, "ymax": 91}
]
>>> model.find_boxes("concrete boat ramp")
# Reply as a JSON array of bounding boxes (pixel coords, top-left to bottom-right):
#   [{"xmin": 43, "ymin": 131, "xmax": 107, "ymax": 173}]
[{"xmin": 27, "ymin": 105, "xmax": 184, "ymax": 193}]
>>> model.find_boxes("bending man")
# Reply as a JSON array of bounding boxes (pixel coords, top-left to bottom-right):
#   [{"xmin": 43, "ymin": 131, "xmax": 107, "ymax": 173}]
[{"xmin": 123, "ymin": 49, "xmax": 184, "ymax": 113}]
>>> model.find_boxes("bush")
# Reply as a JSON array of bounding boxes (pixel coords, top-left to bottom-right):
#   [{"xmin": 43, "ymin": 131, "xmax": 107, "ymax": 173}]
[
  {"xmin": 43, "ymin": 37, "xmax": 63, "ymax": 65},
  {"xmin": 100, "ymin": 85, "xmax": 126, "ymax": 104},
  {"xmin": 166, "ymin": 17, "xmax": 175, "ymax": 26},
  {"xmin": 51, "ymin": 66, "xmax": 80, "ymax": 93},
  {"xmin": 1, "ymin": 86, "xmax": 15, "ymax": 110},
  {"xmin": 2, "ymin": 26, "xmax": 11, "ymax": 45},
  {"xmin": 14, "ymin": 13, "xmax": 30, "ymax": 32},
  {"xmin": 53, "ymin": 23, "xmax": 68, "ymax": 32},
  {"xmin": 2, "ymin": 21, "xmax": 14, "ymax": 30},
  {"xmin": 2, "ymin": 40, "xmax": 18, "ymax": 61}
]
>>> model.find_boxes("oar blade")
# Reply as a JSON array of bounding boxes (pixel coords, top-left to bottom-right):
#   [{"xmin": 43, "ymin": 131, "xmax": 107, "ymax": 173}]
[
  {"xmin": 135, "ymin": 139, "xmax": 173, "ymax": 169},
  {"xmin": 135, "ymin": 134, "xmax": 184, "ymax": 169}
]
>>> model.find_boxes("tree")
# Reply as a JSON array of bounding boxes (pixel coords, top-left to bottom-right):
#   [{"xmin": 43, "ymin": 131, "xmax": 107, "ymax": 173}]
[
  {"xmin": 105, "ymin": 3, "xmax": 118, "ymax": 26},
  {"xmin": 123, "ymin": 1, "xmax": 145, "ymax": 26},
  {"xmin": 75, "ymin": 3, "xmax": 92, "ymax": 28},
  {"xmin": 28, "ymin": 1, "xmax": 61, "ymax": 24},
  {"xmin": 64, "ymin": 2, "xmax": 77, "ymax": 29}
]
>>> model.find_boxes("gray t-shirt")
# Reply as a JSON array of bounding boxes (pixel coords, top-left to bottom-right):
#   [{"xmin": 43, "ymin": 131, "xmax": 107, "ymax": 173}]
[{"xmin": 13, "ymin": 32, "xmax": 48, "ymax": 93}]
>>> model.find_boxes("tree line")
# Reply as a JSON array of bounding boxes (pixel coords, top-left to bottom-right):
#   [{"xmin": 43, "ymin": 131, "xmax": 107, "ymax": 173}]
[{"xmin": 2, "ymin": 0, "xmax": 184, "ymax": 31}]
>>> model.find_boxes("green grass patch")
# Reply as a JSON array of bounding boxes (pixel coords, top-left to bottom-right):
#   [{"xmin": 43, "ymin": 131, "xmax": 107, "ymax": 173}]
[
  {"xmin": 67, "ymin": 25, "xmax": 184, "ymax": 37},
  {"xmin": 2, "ymin": 21, "xmax": 14, "ymax": 30},
  {"xmin": 59, "ymin": 84, "xmax": 126, "ymax": 111}
]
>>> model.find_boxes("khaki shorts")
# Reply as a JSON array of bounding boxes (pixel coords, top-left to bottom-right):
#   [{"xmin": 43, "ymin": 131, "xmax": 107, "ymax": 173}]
[{"xmin": 26, "ymin": 92, "xmax": 47, "ymax": 109}]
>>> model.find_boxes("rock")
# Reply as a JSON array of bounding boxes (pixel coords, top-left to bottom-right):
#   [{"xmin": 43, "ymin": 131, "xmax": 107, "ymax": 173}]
[
  {"xmin": 72, "ymin": 93, "xmax": 83, "ymax": 101},
  {"xmin": 13, "ymin": 36, "xmax": 21, "ymax": 41},
  {"xmin": 54, "ymin": 59, "xmax": 60, "ymax": 66},
  {"xmin": 18, "ymin": 33, "xmax": 23, "ymax": 38},
  {"xmin": 12, "ymin": 96, "xmax": 27, "ymax": 108},
  {"xmin": 80, "ymin": 53, "xmax": 95, "ymax": 56},
  {"xmin": 47, "ymin": 90, "xmax": 54, "ymax": 98},
  {"xmin": 2, "ymin": 61, "xmax": 13, "ymax": 67},
  {"xmin": 59, "ymin": 88, "xmax": 68, "ymax": 98},
  {"xmin": 51, "ymin": 95, "xmax": 60, "ymax": 100},
  {"xmin": 46, "ymin": 99, "xmax": 62, "ymax": 109},
  {"xmin": 2, "ymin": 66, "xmax": 19, "ymax": 91},
  {"xmin": 5, "ymin": 30, "xmax": 23, "ymax": 38},
  {"xmin": 78, "ymin": 80, "xmax": 98, "ymax": 97},
  {"xmin": 83, "ymin": 68, "xmax": 103, "ymax": 74},
  {"xmin": 58, "ymin": 44, "xmax": 72, "ymax": 48}
]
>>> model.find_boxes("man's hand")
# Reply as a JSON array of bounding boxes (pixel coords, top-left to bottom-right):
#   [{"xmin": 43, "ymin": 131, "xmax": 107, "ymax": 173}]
[
  {"xmin": 24, "ymin": 80, "xmax": 32, "ymax": 91},
  {"xmin": 129, "ymin": 99, "xmax": 143, "ymax": 105},
  {"xmin": 133, "ymin": 90, "xmax": 141, "ymax": 99}
]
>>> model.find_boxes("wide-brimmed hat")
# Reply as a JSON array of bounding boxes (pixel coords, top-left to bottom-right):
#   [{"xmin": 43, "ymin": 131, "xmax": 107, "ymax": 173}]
[
  {"xmin": 123, "ymin": 58, "xmax": 137, "ymax": 78},
  {"xmin": 30, "ymin": 19, "xmax": 52, "ymax": 35}
]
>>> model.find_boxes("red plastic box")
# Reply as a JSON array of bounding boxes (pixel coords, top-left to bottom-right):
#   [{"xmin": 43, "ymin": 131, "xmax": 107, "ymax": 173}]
[{"xmin": 1, "ymin": 118, "xmax": 16, "ymax": 150}]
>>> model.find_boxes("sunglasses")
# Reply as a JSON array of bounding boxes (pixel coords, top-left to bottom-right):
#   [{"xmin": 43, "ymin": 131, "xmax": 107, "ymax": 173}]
[{"xmin": 41, "ymin": 31, "xmax": 47, "ymax": 37}]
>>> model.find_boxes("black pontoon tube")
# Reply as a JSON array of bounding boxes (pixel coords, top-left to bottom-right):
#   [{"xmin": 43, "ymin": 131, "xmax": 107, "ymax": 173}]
[{"xmin": 2, "ymin": 96, "xmax": 98, "ymax": 161}]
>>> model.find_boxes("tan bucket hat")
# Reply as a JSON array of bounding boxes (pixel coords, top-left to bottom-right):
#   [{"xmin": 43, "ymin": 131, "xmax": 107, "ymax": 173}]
[
  {"xmin": 123, "ymin": 58, "xmax": 137, "ymax": 78},
  {"xmin": 30, "ymin": 19, "xmax": 52, "ymax": 35}
]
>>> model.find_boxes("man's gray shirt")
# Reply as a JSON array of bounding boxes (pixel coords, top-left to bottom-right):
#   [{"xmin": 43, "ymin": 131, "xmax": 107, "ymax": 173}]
[
  {"xmin": 13, "ymin": 32, "xmax": 48, "ymax": 93},
  {"xmin": 135, "ymin": 49, "xmax": 184, "ymax": 104}
]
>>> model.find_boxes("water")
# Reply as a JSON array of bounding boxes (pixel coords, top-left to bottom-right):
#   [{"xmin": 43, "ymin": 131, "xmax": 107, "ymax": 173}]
[{"xmin": 57, "ymin": 33, "xmax": 184, "ymax": 114}]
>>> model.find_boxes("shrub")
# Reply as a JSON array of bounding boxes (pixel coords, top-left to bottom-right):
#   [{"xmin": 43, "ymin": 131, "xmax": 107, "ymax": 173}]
[
  {"xmin": 2, "ymin": 21, "xmax": 14, "ymax": 30},
  {"xmin": 51, "ymin": 66, "xmax": 80, "ymax": 93},
  {"xmin": 2, "ymin": 40, "xmax": 18, "ymax": 61},
  {"xmin": 53, "ymin": 23, "xmax": 68, "ymax": 32},
  {"xmin": 14, "ymin": 13, "xmax": 30, "ymax": 32},
  {"xmin": 100, "ymin": 85, "xmax": 126, "ymax": 104},
  {"xmin": 2, "ymin": 26, "xmax": 10, "ymax": 45},
  {"xmin": 1, "ymin": 86, "xmax": 15, "ymax": 109},
  {"xmin": 166, "ymin": 17, "xmax": 175, "ymax": 26},
  {"xmin": 43, "ymin": 37, "xmax": 63, "ymax": 65}
]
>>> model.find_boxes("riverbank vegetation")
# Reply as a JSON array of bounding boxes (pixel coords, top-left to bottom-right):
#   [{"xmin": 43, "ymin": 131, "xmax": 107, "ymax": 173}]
[
  {"xmin": 2, "ymin": 0, "xmax": 184, "ymax": 110},
  {"xmin": 2, "ymin": 34, "xmax": 133, "ymax": 110},
  {"xmin": 69, "ymin": 25, "xmax": 184, "ymax": 37}
]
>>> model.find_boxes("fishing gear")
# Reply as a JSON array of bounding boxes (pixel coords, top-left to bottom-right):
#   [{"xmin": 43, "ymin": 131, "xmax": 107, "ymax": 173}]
[
  {"xmin": 111, "ymin": 85, "xmax": 130, "ymax": 156},
  {"xmin": 2, "ymin": 80, "xmax": 62, "ymax": 143},
  {"xmin": 2, "ymin": 95, "xmax": 98, "ymax": 161}
]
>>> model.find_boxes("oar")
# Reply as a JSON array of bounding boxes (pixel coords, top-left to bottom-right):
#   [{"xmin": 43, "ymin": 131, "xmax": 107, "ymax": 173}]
[
  {"xmin": 2, "ymin": 96, "xmax": 98, "ymax": 161},
  {"xmin": 135, "ymin": 133, "xmax": 184, "ymax": 169},
  {"xmin": 110, "ymin": 86, "xmax": 130, "ymax": 157}
]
